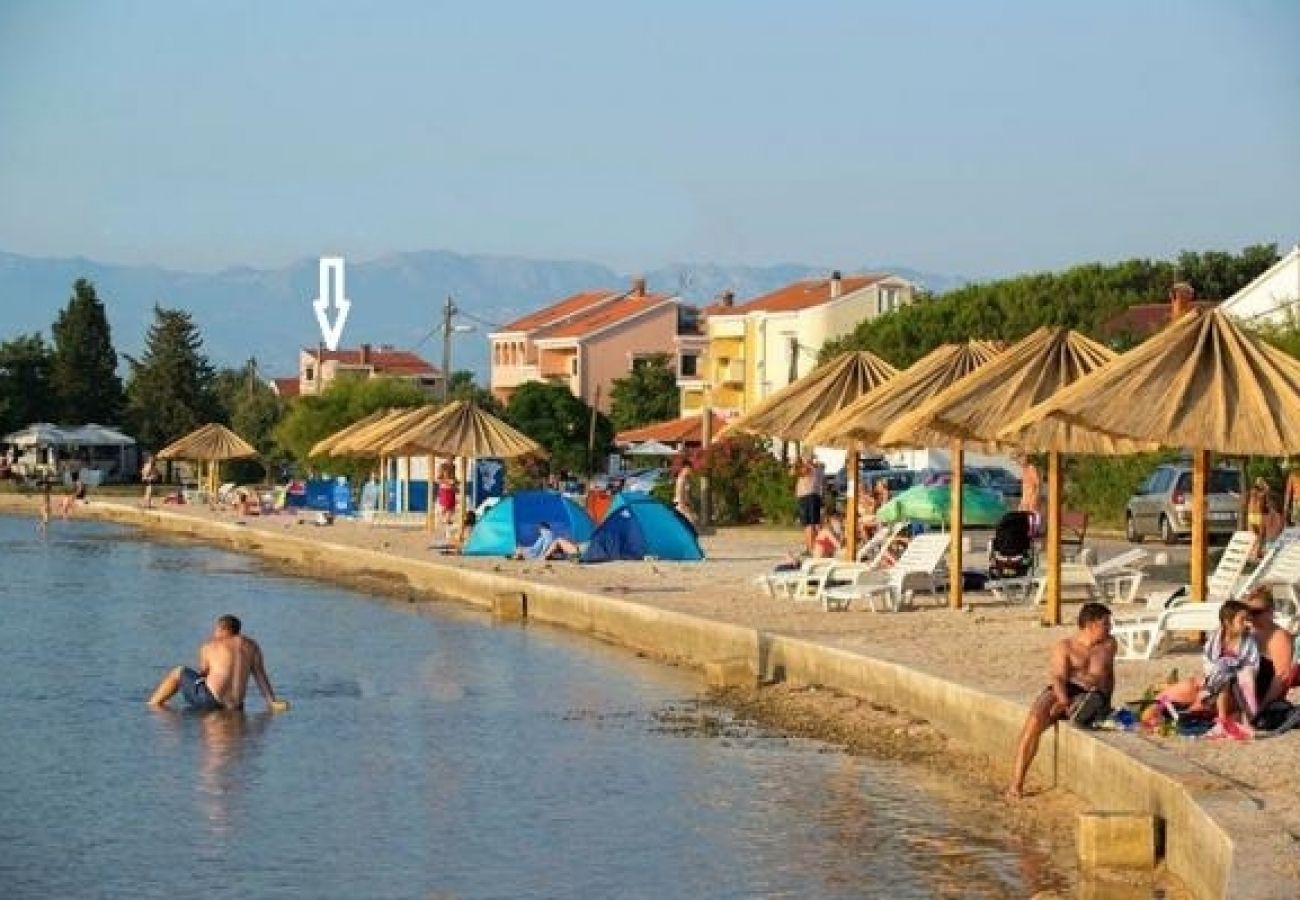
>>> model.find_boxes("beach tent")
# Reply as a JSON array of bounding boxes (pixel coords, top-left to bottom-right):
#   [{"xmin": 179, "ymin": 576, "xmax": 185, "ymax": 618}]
[
  {"xmin": 581, "ymin": 493, "xmax": 704, "ymax": 563},
  {"xmin": 462, "ymin": 489, "xmax": 594, "ymax": 556}
]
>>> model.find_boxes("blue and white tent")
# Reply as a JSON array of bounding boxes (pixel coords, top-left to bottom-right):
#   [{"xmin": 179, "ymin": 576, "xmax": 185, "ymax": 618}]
[
  {"xmin": 581, "ymin": 493, "xmax": 704, "ymax": 563},
  {"xmin": 462, "ymin": 490, "xmax": 595, "ymax": 556}
]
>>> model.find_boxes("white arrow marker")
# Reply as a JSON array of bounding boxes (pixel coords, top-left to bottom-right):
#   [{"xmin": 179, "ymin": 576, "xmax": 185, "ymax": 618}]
[{"xmin": 312, "ymin": 256, "xmax": 352, "ymax": 351}]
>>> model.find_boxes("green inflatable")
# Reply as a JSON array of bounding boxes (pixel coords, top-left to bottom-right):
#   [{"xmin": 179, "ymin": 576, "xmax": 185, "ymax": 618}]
[{"xmin": 878, "ymin": 484, "xmax": 1006, "ymax": 527}]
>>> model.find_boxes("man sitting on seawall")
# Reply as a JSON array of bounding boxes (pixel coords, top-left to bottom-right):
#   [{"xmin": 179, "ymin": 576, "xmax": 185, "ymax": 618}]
[
  {"xmin": 1008, "ymin": 602, "xmax": 1116, "ymax": 800},
  {"xmin": 512, "ymin": 521, "xmax": 580, "ymax": 561},
  {"xmin": 148, "ymin": 614, "xmax": 289, "ymax": 712}
]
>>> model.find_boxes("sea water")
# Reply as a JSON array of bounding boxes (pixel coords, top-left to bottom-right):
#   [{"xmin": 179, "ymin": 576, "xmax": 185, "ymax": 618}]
[{"xmin": 0, "ymin": 516, "xmax": 1068, "ymax": 898}]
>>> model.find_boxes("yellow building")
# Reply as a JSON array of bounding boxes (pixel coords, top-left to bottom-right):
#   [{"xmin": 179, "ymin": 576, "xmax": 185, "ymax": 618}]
[{"xmin": 676, "ymin": 271, "xmax": 918, "ymax": 417}]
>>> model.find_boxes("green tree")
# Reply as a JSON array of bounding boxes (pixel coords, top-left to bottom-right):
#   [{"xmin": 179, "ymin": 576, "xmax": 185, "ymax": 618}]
[
  {"xmin": 0, "ymin": 333, "xmax": 55, "ymax": 434},
  {"xmin": 504, "ymin": 381, "xmax": 612, "ymax": 474},
  {"xmin": 608, "ymin": 353, "xmax": 680, "ymax": 431},
  {"xmin": 446, "ymin": 369, "xmax": 501, "ymax": 413},
  {"xmin": 50, "ymin": 278, "xmax": 125, "ymax": 424},
  {"xmin": 274, "ymin": 376, "xmax": 426, "ymax": 479},
  {"xmin": 125, "ymin": 306, "xmax": 220, "ymax": 451},
  {"xmin": 214, "ymin": 360, "xmax": 286, "ymax": 480},
  {"xmin": 821, "ymin": 244, "xmax": 1280, "ymax": 366}
]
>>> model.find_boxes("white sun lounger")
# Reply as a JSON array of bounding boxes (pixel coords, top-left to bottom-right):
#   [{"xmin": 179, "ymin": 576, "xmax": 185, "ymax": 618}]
[
  {"xmin": 1112, "ymin": 601, "xmax": 1225, "ymax": 660},
  {"xmin": 1142, "ymin": 530, "xmax": 1256, "ymax": 610},
  {"xmin": 822, "ymin": 533, "xmax": 951, "ymax": 612},
  {"xmin": 757, "ymin": 524, "xmax": 906, "ymax": 602}
]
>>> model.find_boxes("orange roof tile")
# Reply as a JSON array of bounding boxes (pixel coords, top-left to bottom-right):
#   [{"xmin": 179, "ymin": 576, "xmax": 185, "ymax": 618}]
[
  {"xmin": 537, "ymin": 293, "xmax": 674, "ymax": 341},
  {"xmin": 728, "ymin": 274, "xmax": 885, "ymax": 315},
  {"xmin": 498, "ymin": 290, "xmax": 619, "ymax": 333},
  {"xmin": 271, "ymin": 377, "xmax": 301, "ymax": 397},
  {"xmin": 306, "ymin": 348, "xmax": 440, "ymax": 376},
  {"xmin": 1099, "ymin": 301, "xmax": 1219, "ymax": 341},
  {"xmin": 616, "ymin": 412, "xmax": 727, "ymax": 446}
]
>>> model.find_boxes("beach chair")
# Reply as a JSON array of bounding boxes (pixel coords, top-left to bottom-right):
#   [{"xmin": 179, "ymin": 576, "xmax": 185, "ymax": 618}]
[
  {"xmin": 821, "ymin": 533, "xmax": 951, "ymax": 612},
  {"xmin": 1060, "ymin": 510, "xmax": 1089, "ymax": 561},
  {"xmin": 856, "ymin": 522, "xmax": 907, "ymax": 564},
  {"xmin": 1111, "ymin": 601, "xmax": 1225, "ymax": 660},
  {"xmin": 1249, "ymin": 541, "xmax": 1300, "ymax": 629},
  {"xmin": 1091, "ymin": 548, "xmax": 1150, "ymax": 603},
  {"xmin": 1140, "ymin": 530, "xmax": 1257, "ymax": 610},
  {"xmin": 798, "ymin": 525, "xmax": 911, "ymax": 608},
  {"xmin": 757, "ymin": 558, "xmax": 838, "ymax": 601}
]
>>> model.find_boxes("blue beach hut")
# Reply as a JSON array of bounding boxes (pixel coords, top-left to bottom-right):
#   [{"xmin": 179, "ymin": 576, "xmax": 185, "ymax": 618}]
[
  {"xmin": 462, "ymin": 490, "xmax": 595, "ymax": 556},
  {"xmin": 581, "ymin": 493, "xmax": 704, "ymax": 563}
]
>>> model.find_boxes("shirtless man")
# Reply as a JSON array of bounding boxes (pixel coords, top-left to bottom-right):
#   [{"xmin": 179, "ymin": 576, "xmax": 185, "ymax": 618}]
[
  {"xmin": 1007, "ymin": 602, "xmax": 1116, "ymax": 799},
  {"xmin": 1017, "ymin": 452, "xmax": 1042, "ymax": 535},
  {"xmin": 148, "ymin": 614, "xmax": 289, "ymax": 712}
]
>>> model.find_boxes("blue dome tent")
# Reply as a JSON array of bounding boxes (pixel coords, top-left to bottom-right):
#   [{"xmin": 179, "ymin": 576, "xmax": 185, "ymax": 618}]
[
  {"xmin": 462, "ymin": 490, "xmax": 595, "ymax": 556},
  {"xmin": 581, "ymin": 493, "xmax": 704, "ymax": 563}
]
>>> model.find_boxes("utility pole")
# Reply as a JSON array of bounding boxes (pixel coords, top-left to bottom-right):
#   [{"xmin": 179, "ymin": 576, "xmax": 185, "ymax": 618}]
[{"xmin": 440, "ymin": 295, "xmax": 457, "ymax": 403}]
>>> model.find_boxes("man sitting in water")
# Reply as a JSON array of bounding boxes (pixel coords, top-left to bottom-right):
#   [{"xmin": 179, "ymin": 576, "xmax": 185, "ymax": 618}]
[
  {"xmin": 148, "ymin": 614, "xmax": 289, "ymax": 712},
  {"xmin": 512, "ymin": 521, "xmax": 580, "ymax": 561},
  {"xmin": 1007, "ymin": 602, "xmax": 1116, "ymax": 800}
]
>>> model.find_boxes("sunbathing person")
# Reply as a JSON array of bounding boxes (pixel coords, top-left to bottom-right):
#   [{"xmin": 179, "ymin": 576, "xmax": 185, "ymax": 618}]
[
  {"xmin": 1008, "ymin": 602, "xmax": 1115, "ymax": 800},
  {"xmin": 513, "ymin": 522, "xmax": 579, "ymax": 561},
  {"xmin": 1151, "ymin": 599, "xmax": 1261, "ymax": 740},
  {"xmin": 811, "ymin": 513, "xmax": 844, "ymax": 559}
]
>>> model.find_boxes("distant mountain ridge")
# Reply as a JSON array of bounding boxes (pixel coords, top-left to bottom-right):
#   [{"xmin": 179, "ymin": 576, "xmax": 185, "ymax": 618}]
[{"xmin": 0, "ymin": 249, "xmax": 965, "ymax": 379}]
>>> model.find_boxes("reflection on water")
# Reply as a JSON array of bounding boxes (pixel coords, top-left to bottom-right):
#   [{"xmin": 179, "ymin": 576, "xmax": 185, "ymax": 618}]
[{"xmin": 0, "ymin": 516, "xmax": 1070, "ymax": 898}]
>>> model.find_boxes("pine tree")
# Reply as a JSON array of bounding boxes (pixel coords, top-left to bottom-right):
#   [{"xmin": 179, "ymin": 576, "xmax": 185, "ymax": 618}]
[
  {"xmin": 0, "ymin": 333, "xmax": 55, "ymax": 433},
  {"xmin": 50, "ymin": 279, "xmax": 125, "ymax": 424},
  {"xmin": 126, "ymin": 306, "xmax": 220, "ymax": 451}
]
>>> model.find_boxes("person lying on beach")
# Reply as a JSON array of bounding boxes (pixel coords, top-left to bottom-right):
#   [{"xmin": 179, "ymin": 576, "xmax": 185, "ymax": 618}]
[
  {"xmin": 1149, "ymin": 599, "xmax": 1263, "ymax": 740},
  {"xmin": 148, "ymin": 614, "xmax": 289, "ymax": 713},
  {"xmin": 513, "ymin": 521, "xmax": 579, "ymax": 561},
  {"xmin": 1008, "ymin": 601, "xmax": 1115, "ymax": 799}
]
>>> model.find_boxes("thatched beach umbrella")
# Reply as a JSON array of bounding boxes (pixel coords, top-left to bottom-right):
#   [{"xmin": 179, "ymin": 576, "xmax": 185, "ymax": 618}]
[
  {"xmin": 1002, "ymin": 308, "xmax": 1300, "ymax": 603},
  {"xmin": 379, "ymin": 401, "xmax": 547, "ymax": 532},
  {"xmin": 309, "ymin": 409, "xmax": 392, "ymax": 459},
  {"xmin": 157, "ymin": 423, "xmax": 258, "ymax": 496},
  {"xmin": 328, "ymin": 406, "xmax": 438, "ymax": 515},
  {"xmin": 807, "ymin": 342, "xmax": 1001, "ymax": 609},
  {"xmin": 878, "ymin": 327, "xmax": 1152, "ymax": 621},
  {"xmin": 719, "ymin": 350, "xmax": 899, "ymax": 557}
]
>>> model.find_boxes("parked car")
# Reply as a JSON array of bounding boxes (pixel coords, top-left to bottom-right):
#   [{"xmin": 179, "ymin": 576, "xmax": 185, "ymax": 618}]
[
  {"xmin": 622, "ymin": 467, "xmax": 668, "ymax": 493},
  {"xmin": 1124, "ymin": 464, "xmax": 1242, "ymax": 544},
  {"xmin": 973, "ymin": 466, "xmax": 1023, "ymax": 504}
]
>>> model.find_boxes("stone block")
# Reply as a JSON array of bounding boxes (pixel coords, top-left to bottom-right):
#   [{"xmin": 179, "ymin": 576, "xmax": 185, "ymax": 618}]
[
  {"xmin": 492, "ymin": 592, "xmax": 527, "ymax": 622},
  {"xmin": 703, "ymin": 659, "xmax": 755, "ymax": 689},
  {"xmin": 1078, "ymin": 811, "xmax": 1157, "ymax": 872}
]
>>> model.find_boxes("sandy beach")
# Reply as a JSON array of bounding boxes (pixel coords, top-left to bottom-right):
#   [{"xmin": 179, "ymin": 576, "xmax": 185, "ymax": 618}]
[{"xmin": 14, "ymin": 493, "xmax": 1294, "ymax": 894}]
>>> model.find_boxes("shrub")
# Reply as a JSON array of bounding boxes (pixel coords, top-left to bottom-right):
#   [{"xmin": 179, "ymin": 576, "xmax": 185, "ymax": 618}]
[{"xmin": 697, "ymin": 435, "xmax": 794, "ymax": 525}]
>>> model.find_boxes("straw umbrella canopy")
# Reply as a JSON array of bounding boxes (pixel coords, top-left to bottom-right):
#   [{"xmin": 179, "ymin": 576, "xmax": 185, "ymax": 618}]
[
  {"xmin": 329, "ymin": 406, "xmax": 436, "ymax": 457},
  {"xmin": 719, "ymin": 350, "xmax": 899, "ymax": 443},
  {"xmin": 1001, "ymin": 308, "xmax": 1300, "ymax": 603},
  {"xmin": 878, "ymin": 327, "xmax": 1153, "ymax": 621},
  {"xmin": 378, "ymin": 400, "xmax": 547, "ymax": 532},
  {"xmin": 719, "ymin": 349, "xmax": 899, "ymax": 558},
  {"xmin": 807, "ymin": 341, "xmax": 1002, "ymax": 609},
  {"xmin": 157, "ymin": 423, "xmax": 258, "ymax": 496},
  {"xmin": 309, "ymin": 409, "xmax": 392, "ymax": 458}
]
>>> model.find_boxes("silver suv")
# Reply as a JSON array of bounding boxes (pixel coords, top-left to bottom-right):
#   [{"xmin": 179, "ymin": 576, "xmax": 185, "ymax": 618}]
[{"xmin": 1124, "ymin": 464, "xmax": 1242, "ymax": 544}]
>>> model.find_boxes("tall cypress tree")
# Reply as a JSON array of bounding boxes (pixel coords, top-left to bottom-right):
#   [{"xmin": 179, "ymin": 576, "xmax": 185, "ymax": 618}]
[
  {"xmin": 50, "ymin": 278, "xmax": 124, "ymax": 424},
  {"xmin": 0, "ymin": 333, "xmax": 55, "ymax": 434},
  {"xmin": 126, "ymin": 306, "xmax": 219, "ymax": 451}
]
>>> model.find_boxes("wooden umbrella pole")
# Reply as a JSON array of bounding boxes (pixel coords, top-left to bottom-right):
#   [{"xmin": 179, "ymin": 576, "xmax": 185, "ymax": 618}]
[
  {"xmin": 1191, "ymin": 449, "xmax": 1209, "ymax": 603},
  {"xmin": 845, "ymin": 447, "xmax": 860, "ymax": 560},
  {"xmin": 1045, "ymin": 451, "xmax": 1062, "ymax": 626},
  {"xmin": 402, "ymin": 457, "xmax": 411, "ymax": 514},
  {"xmin": 949, "ymin": 439, "xmax": 964, "ymax": 609},
  {"xmin": 425, "ymin": 453, "xmax": 435, "ymax": 533},
  {"xmin": 380, "ymin": 455, "xmax": 389, "ymax": 514}
]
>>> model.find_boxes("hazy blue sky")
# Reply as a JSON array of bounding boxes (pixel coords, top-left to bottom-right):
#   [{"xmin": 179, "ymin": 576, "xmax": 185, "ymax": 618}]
[{"xmin": 0, "ymin": 1, "xmax": 1296, "ymax": 278}]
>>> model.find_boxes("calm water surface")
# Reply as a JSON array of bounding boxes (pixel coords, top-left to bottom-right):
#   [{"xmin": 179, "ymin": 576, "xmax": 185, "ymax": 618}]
[{"xmin": 0, "ymin": 516, "xmax": 1068, "ymax": 898}]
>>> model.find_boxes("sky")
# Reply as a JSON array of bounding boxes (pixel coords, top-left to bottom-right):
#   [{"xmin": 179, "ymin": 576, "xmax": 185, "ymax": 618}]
[{"xmin": 0, "ymin": 0, "xmax": 1297, "ymax": 279}]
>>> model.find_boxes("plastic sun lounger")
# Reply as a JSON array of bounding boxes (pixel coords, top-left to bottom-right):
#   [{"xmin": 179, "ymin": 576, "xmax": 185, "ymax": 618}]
[
  {"xmin": 822, "ymin": 533, "xmax": 951, "ymax": 612},
  {"xmin": 1111, "ymin": 601, "xmax": 1226, "ymax": 660},
  {"xmin": 757, "ymin": 558, "xmax": 838, "ymax": 601},
  {"xmin": 1143, "ymin": 530, "xmax": 1256, "ymax": 610}
]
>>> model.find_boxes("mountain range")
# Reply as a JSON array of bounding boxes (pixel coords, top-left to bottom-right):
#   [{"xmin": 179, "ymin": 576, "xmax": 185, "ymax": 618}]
[{"xmin": 0, "ymin": 249, "xmax": 965, "ymax": 381}]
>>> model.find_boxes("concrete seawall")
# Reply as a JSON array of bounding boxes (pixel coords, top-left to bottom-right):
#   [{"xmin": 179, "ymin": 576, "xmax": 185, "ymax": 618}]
[{"xmin": 10, "ymin": 497, "xmax": 1266, "ymax": 898}]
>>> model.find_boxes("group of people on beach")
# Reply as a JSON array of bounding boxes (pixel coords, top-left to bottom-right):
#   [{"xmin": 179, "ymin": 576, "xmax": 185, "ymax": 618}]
[{"xmin": 1008, "ymin": 582, "xmax": 1298, "ymax": 798}]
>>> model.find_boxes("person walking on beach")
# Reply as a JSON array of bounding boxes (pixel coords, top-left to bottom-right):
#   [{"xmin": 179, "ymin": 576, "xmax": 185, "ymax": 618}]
[
  {"xmin": 1007, "ymin": 602, "xmax": 1115, "ymax": 800},
  {"xmin": 1284, "ymin": 464, "xmax": 1300, "ymax": 527},
  {"xmin": 140, "ymin": 454, "xmax": 159, "ymax": 508},
  {"xmin": 1248, "ymin": 477, "xmax": 1270, "ymax": 560},
  {"xmin": 60, "ymin": 470, "xmax": 87, "ymax": 518},
  {"xmin": 37, "ymin": 476, "xmax": 53, "ymax": 535},
  {"xmin": 148, "ymin": 614, "xmax": 289, "ymax": 712},
  {"xmin": 674, "ymin": 459, "xmax": 696, "ymax": 526},
  {"xmin": 793, "ymin": 454, "xmax": 824, "ymax": 554}
]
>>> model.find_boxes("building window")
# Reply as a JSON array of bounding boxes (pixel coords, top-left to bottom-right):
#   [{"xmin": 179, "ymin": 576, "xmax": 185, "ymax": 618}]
[
  {"xmin": 305, "ymin": 366, "xmax": 315, "ymax": 382},
  {"xmin": 680, "ymin": 354, "xmax": 698, "ymax": 378},
  {"xmin": 569, "ymin": 356, "xmax": 579, "ymax": 376}
]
